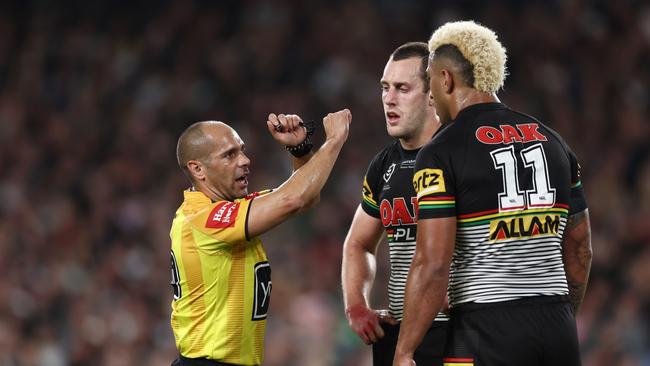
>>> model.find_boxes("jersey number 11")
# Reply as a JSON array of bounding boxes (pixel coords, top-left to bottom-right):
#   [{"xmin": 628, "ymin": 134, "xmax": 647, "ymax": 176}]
[{"xmin": 490, "ymin": 143, "xmax": 556, "ymax": 211}]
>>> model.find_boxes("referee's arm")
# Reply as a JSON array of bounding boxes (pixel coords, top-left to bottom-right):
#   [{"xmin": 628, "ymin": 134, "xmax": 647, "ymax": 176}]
[
  {"xmin": 562, "ymin": 209, "xmax": 592, "ymax": 315},
  {"xmin": 247, "ymin": 109, "xmax": 351, "ymax": 239},
  {"xmin": 393, "ymin": 216, "xmax": 456, "ymax": 366}
]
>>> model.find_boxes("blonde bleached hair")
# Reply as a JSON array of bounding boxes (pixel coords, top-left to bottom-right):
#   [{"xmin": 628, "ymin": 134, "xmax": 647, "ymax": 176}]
[{"xmin": 428, "ymin": 20, "xmax": 507, "ymax": 94}]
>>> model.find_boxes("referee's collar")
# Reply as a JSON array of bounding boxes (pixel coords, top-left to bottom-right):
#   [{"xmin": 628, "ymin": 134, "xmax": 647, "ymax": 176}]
[{"xmin": 184, "ymin": 189, "xmax": 215, "ymax": 204}]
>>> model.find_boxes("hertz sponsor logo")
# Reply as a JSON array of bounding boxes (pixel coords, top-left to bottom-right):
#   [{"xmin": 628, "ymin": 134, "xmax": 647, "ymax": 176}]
[
  {"xmin": 489, "ymin": 214, "xmax": 561, "ymax": 242},
  {"xmin": 413, "ymin": 168, "xmax": 445, "ymax": 197}
]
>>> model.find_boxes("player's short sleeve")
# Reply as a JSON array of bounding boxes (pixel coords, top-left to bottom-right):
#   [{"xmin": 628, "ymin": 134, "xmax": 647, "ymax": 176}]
[
  {"xmin": 360, "ymin": 155, "xmax": 383, "ymax": 218},
  {"xmin": 567, "ymin": 149, "xmax": 587, "ymax": 215},
  {"xmin": 413, "ymin": 142, "xmax": 456, "ymax": 219}
]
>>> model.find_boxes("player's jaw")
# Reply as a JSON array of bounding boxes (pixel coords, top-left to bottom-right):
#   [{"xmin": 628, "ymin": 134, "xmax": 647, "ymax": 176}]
[
  {"xmin": 385, "ymin": 109, "xmax": 405, "ymax": 136},
  {"xmin": 386, "ymin": 109, "xmax": 417, "ymax": 139}
]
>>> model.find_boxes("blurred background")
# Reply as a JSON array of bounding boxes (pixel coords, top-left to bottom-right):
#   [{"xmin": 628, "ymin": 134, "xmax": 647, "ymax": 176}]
[{"xmin": 0, "ymin": 0, "xmax": 649, "ymax": 365}]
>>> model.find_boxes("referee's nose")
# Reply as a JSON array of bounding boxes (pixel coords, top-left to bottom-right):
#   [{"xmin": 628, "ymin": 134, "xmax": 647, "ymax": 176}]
[{"xmin": 238, "ymin": 151, "xmax": 251, "ymax": 168}]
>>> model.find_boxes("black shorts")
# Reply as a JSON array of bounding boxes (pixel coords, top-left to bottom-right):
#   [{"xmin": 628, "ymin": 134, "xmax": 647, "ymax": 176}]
[
  {"xmin": 444, "ymin": 295, "xmax": 581, "ymax": 366},
  {"xmin": 171, "ymin": 355, "xmax": 240, "ymax": 366},
  {"xmin": 372, "ymin": 320, "xmax": 448, "ymax": 366}
]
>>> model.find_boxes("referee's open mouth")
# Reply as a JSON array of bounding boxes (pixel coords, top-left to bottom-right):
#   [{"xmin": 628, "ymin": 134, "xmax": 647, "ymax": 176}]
[{"xmin": 235, "ymin": 173, "xmax": 248, "ymax": 188}]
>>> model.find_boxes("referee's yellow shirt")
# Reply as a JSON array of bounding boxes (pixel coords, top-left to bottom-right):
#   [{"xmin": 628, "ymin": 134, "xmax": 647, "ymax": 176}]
[{"xmin": 170, "ymin": 190, "xmax": 271, "ymax": 366}]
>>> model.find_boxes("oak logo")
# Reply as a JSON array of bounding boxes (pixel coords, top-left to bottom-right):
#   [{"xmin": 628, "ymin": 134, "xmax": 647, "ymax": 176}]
[
  {"xmin": 413, "ymin": 168, "xmax": 445, "ymax": 197},
  {"xmin": 380, "ymin": 197, "xmax": 418, "ymax": 227},
  {"xmin": 206, "ymin": 202, "xmax": 240, "ymax": 228},
  {"xmin": 476, "ymin": 123, "xmax": 548, "ymax": 145},
  {"xmin": 489, "ymin": 214, "xmax": 560, "ymax": 242},
  {"xmin": 252, "ymin": 262, "xmax": 272, "ymax": 321}
]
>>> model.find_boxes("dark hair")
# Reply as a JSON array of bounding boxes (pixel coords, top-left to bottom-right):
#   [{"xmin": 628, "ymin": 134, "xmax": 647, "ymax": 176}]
[
  {"xmin": 431, "ymin": 44, "xmax": 475, "ymax": 88},
  {"xmin": 390, "ymin": 42, "xmax": 430, "ymax": 92}
]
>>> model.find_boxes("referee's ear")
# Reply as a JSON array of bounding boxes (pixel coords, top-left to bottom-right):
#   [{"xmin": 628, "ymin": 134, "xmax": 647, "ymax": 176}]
[{"xmin": 187, "ymin": 160, "xmax": 206, "ymax": 182}]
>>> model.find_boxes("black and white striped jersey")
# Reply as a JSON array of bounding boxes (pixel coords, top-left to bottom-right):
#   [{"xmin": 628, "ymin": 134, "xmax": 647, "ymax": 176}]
[
  {"xmin": 362, "ymin": 140, "xmax": 448, "ymax": 321},
  {"xmin": 414, "ymin": 102, "xmax": 587, "ymax": 307}
]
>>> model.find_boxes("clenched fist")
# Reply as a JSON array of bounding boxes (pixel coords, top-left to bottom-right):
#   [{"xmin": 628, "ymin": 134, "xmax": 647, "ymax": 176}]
[
  {"xmin": 266, "ymin": 113, "xmax": 307, "ymax": 147},
  {"xmin": 322, "ymin": 109, "xmax": 351, "ymax": 145}
]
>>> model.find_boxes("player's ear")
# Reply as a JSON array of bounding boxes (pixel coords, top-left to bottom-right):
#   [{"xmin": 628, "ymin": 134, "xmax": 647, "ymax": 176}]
[
  {"xmin": 187, "ymin": 160, "xmax": 206, "ymax": 181},
  {"xmin": 442, "ymin": 69, "xmax": 454, "ymax": 94}
]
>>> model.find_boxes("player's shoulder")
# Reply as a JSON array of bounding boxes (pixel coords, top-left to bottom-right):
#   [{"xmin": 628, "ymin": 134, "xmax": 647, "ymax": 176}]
[
  {"xmin": 419, "ymin": 122, "xmax": 460, "ymax": 156},
  {"xmin": 368, "ymin": 140, "xmax": 401, "ymax": 169},
  {"xmin": 508, "ymin": 108, "xmax": 572, "ymax": 150}
]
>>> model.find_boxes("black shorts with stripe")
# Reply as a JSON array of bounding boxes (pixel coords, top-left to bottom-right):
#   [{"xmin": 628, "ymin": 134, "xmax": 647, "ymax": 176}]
[
  {"xmin": 444, "ymin": 295, "xmax": 581, "ymax": 366},
  {"xmin": 373, "ymin": 320, "xmax": 448, "ymax": 366}
]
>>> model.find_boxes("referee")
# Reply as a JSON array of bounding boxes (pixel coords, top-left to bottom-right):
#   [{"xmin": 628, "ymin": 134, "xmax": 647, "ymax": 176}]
[
  {"xmin": 394, "ymin": 21, "xmax": 592, "ymax": 366},
  {"xmin": 170, "ymin": 110, "xmax": 351, "ymax": 366}
]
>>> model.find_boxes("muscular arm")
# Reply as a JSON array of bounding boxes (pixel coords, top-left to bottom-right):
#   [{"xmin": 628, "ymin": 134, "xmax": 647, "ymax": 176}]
[
  {"xmin": 342, "ymin": 206, "xmax": 384, "ymax": 308},
  {"xmin": 562, "ymin": 209, "xmax": 592, "ymax": 314},
  {"xmin": 292, "ymin": 152, "xmax": 313, "ymax": 172},
  {"xmin": 291, "ymin": 152, "xmax": 320, "ymax": 209},
  {"xmin": 394, "ymin": 217, "xmax": 456, "ymax": 361},
  {"xmin": 247, "ymin": 110, "xmax": 350, "ymax": 238}
]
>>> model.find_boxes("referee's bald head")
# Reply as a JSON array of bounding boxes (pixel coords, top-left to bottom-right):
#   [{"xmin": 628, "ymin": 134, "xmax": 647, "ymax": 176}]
[{"xmin": 176, "ymin": 121, "xmax": 231, "ymax": 176}]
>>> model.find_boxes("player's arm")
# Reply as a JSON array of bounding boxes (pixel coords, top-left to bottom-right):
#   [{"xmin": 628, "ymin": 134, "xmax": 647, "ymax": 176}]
[
  {"xmin": 246, "ymin": 109, "xmax": 351, "ymax": 238},
  {"xmin": 562, "ymin": 209, "xmax": 592, "ymax": 314},
  {"xmin": 342, "ymin": 205, "xmax": 394, "ymax": 344},
  {"xmin": 393, "ymin": 216, "xmax": 456, "ymax": 365}
]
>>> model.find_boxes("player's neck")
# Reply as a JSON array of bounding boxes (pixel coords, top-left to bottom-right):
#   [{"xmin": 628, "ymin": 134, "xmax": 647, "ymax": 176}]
[
  {"xmin": 451, "ymin": 89, "xmax": 500, "ymax": 120},
  {"xmin": 399, "ymin": 120, "xmax": 439, "ymax": 150}
]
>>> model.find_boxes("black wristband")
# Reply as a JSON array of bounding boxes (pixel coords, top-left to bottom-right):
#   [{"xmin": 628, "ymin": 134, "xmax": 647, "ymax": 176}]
[
  {"xmin": 286, "ymin": 137, "xmax": 313, "ymax": 157},
  {"xmin": 285, "ymin": 120, "xmax": 315, "ymax": 158}
]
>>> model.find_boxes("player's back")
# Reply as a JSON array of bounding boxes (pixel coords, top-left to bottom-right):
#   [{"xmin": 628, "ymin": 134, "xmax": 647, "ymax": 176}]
[{"xmin": 415, "ymin": 102, "xmax": 582, "ymax": 307}]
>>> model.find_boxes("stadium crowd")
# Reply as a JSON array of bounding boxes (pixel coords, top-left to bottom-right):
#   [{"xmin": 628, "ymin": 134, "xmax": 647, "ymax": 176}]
[{"xmin": 0, "ymin": 0, "xmax": 648, "ymax": 365}]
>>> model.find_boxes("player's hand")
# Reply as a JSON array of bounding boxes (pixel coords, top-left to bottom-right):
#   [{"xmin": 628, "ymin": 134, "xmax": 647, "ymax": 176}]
[
  {"xmin": 322, "ymin": 109, "xmax": 351, "ymax": 145},
  {"xmin": 441, "ymin": 295, "xmax": 450, "ymax": 315},
  {"xmin": 345, "ymin": 304, "xmax": 397, "ymax": 345},
  {"xmin": 266, "ymin": 113, "xmax": 308, "ymax": 146}
]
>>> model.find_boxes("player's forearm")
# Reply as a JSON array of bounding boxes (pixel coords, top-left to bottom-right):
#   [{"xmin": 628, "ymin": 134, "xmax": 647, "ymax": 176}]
[
  {"xmin": 562, "ymin": 209, "xmax": 592, "ymax": 314},
  {"xmin": 342, "ymin": 243, "xmax": 377, "ymax": 311},
  {"xmin": 395, "ymin": 258, "xmax": 448, "ymax": 358},
  {"xmin": 276, "ymin": 139, "xmax": 344, "ymax": 211}
]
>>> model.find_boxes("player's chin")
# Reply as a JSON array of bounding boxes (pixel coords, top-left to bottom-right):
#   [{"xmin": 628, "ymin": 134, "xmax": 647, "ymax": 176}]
[{"xmin": 386, "ymin": 125, "xmax": 406, "ymax": 139}]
